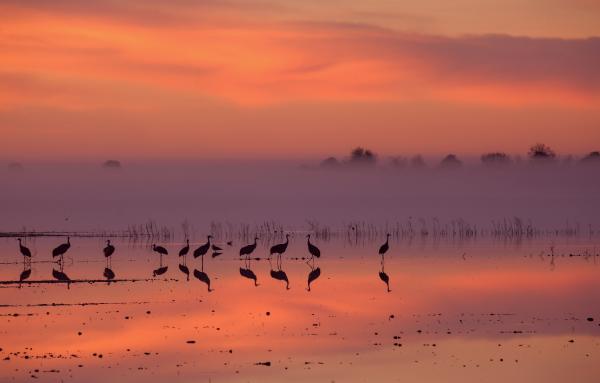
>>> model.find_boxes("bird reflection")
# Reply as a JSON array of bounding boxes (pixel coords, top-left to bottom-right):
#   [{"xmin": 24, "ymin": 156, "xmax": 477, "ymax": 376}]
[
  {"xmin": 152, "ymin": 244, "xmax": 169, "ymax": 277},
  {"xmin": 269, "ymin": 256, "xmax": 290, "ymax": 290},
  {"xmin": 103, "ymin": 267, "xmax": 115, "ymax": 282},
  {"xmin": 19, "ymin": 266, "xmax": 31, "ymax": 288},
  {"xmin": 379, "ymin": 255, "xmax": 391, "ymax": 292},
  {"xmin": 307, "ymin": 265, "xmax": 321, "ymax": 292},
  {"xmin": 240, "ymin": 257, "xmax": 259, "ymax": 286},
  {"xmin": 52, "ymin": 268, "xmax": 71, "ymax": 288},
  {"xmin": 193, "ymin": 255, "xmax": 212, "ymax": 292}
]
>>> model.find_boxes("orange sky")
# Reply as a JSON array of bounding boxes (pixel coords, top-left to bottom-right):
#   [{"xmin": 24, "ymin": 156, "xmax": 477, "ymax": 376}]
[{"xmin": 1, "ymin": 0, "xmax": 599, "ymax": 159}]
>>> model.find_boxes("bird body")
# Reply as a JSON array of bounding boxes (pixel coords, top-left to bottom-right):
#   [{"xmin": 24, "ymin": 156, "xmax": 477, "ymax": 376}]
[
  {"xmin": 193, "ymin": 269, "xmax": 212, "ymax": 291},
  {"xmin": 239, "ymin": 237, "xmax": 259, "ymax": 257},
  {"xmin": 194, "ymin": 236, "xmax": 212, "ymax": 258},
  {"xmin": 103, "ymin": 240, "xmax": 115, "ymax": 258},
  {"xmin": 17, "ymin": 239, "xmax": 31, "ymax": 258},
  {"xmin": 306, "ymin": 235, "xmax": 321, "ymax": 259},
  {"xmin": 179, "ymin": 240, "xmax": 190, "ymax": 257},
  {"xmin": 378, "ymin": 234, "xmax": 390, "ymax": 256},
  {"xmin": 211, "ymin": 244, "xmax": 222, "ymax": 251},
  {"xmin": 152, "ymin": 244, "xmax": 168, "ymax": 256},
  {"xmin": 270, "ymin": 234, "xmax": 290, "ymax": 256},
  {"xmin": 52, "ymin": 237, "xmax": 71, "ymax": 258},
  {"xmin": 307, "ymin": 267, "xmax": 321, "ymax": 291}
]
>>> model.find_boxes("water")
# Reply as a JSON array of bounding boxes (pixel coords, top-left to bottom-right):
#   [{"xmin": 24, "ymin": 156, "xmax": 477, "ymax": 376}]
[{"xmin": 1, "ymin": 234, "xmax": 599, "ymax": 382}]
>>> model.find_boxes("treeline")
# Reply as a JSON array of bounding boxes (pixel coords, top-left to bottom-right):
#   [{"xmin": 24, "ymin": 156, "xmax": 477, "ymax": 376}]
[{"xmin": 320, "ymin": 144, "xmax": 600, "ymax": 169}]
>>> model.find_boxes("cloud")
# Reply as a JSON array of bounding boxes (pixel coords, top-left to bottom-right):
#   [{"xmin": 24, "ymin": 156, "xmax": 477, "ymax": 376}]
[{"xmin": 0, "ymin": 5, "xmax": 599, "ymax": 108}]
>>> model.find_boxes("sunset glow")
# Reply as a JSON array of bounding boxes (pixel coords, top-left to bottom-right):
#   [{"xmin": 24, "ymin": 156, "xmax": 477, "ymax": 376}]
[{"xmin": 1, "ymin": 1, "xmax": 599, "ymax": 159}]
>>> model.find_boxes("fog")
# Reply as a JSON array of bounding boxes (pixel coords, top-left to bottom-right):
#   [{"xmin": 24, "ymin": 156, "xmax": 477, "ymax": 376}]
[{"xmin": 1, "ymin": 160, "xmax": 599, "ymax": 233}]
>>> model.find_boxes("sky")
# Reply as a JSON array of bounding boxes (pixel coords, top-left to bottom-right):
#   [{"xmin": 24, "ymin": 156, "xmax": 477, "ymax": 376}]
[{"xmin": 1, "ymin": 0, "xmax": 599, "ymax": 160}]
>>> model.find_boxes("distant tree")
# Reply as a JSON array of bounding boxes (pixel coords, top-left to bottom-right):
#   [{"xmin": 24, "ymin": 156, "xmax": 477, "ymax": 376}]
[
  {"xmin": 528, "ymin": 143, "xmax": 556, "ymax": 160},
  {"xmin": 103, "ymin": 160, "xmax": 122, "ymax": 169},
  {"xmin": 348, "ymin": 147, "xmax": 376, "ymax": 166},
  {"xmin": 439, "ymin": 154, "xmax": 462, "ymax": 169},
  {"xmin": 320, "ymin": 157, "xmax": 340, "ymax": 168},
  {"xmin": 7, "ymin": 162, "xmax": 24, "ymax": 171},
  {"xmin": 481, "ymin": 152, "xmax": 511, "ymax": 166},
  {"xmin": 410, "ymin": 155, "xmax": 426, "ymax": 169},
  {"xmin": 389, "ymin": 156, "xmax": 407, "ymax": 168},
  {"xmin": 580, "ymin": 151, "xmax": 600, "ymax": 164}
]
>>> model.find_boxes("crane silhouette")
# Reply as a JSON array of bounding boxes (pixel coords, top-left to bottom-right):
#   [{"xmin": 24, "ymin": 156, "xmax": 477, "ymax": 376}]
[
  {"xmin": 103, "ymin": 240, "xmax": 115, "ymax": 268},
  {"xmin": 152, "ymin": 244, "xmax": 168, "ymax": 256},
  {"xmin": 306, "ymin": 234, "xmax": 321, "ymax": 261},
  {"xmin": 52, "ymin": 237, "xmax": 71, "ymax": 265},
  {"xmin": 378, "ymin": 233, "xmax": 391, "ymax": 257},
  {"xmin": 212, "ymin": 244, "xmax": 222, "ymax": 251},
  {"xmin": 270, "ymin": 234, "xmax": 290, "ymax": 259},
  {"xmin": 239, "ymin": 237, "xmax": 259, "ymax": 259},
  {"xmin": 179, "ymin": 239, "xmax": 190, "ymax": 257},
  {"xmin": 17, "ymin": 238, "xmax": 32, "ymax": 259},
  {"xmin": 194, "ymin": 235, "xmax": 212, "ymax": 258}
]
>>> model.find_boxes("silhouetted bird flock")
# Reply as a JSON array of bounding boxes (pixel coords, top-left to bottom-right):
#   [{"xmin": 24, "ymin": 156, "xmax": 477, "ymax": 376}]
[{"xmin": 14, "ymin": 233, "xmax": 394, "ymax": 292}]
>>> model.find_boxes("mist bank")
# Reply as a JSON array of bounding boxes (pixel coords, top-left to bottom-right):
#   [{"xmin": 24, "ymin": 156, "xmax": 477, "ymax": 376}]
[{"xmin": 1, "ymin": 160, "xmax": 599, "ymax": 233}]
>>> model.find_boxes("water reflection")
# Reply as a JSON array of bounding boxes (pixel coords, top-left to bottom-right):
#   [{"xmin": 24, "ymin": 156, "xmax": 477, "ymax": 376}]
[
  {"xmin": 306, "ymin": 260, "xmax": 321, "ymax": 292},
  {"xmin": 379, "ymin": 255, "xmax": 391, "ymax": 292},
  {"xmin": 269, "ymin": 257, "xmax": 290, "ymax": 290},
  {"xmin": 240, "ymin": 257, "xmax": 259, "ymax": 286},
  {"xmin": 1, "ymin": 235, "xmax": 599, "ymax": 382},
  {"xmin": 193, "ymin": 256, "xmax": 212, "ymax": 292}
]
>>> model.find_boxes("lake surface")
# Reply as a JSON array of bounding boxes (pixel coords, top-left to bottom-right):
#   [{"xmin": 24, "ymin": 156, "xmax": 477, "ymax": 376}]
[{"xmin": 1, "ymin": 234, "xmax": 599, "ymax": 382}]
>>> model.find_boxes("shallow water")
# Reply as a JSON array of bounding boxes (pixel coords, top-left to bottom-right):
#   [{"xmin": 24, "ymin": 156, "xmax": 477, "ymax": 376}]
[{"xmin": 1, "ymin": 234, "xmax": 599, "ymax": 382}]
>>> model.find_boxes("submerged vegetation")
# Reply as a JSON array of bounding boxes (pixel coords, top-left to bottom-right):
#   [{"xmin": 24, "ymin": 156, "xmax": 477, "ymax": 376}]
[{"xmin": 2, "ymin": 217, "xmax": 595, "ymax": 243}]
